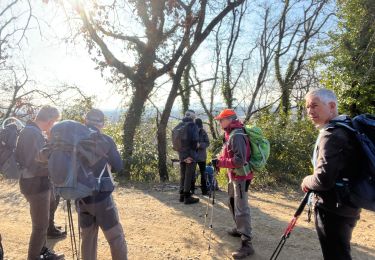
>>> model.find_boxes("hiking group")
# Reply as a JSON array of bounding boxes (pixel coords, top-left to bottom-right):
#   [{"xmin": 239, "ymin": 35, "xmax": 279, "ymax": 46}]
[
  {"xmin": 173, "ymin": 88, "xmax": 374, "ymax": 260},
  {"xmin": 0, "ymin": 87, "xmax": 373, "ymax": 260},
  {"xmin": 0, "ymin": 107, "xmax": 128, "ymax": 260}
]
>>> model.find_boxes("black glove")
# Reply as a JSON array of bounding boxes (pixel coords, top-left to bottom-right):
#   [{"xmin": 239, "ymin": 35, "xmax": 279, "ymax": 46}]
[{"xmin": 211, "ymin": 159, "xmax": 219, "ymax": 171}]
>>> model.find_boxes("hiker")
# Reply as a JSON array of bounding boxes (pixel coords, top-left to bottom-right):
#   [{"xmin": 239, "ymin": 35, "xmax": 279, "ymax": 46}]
[
  {"xmin": 191, "ymin": 118, "xmax": 210, "ymax": 195},
  {"xmin": 212, "ymin": 109, "xmax": 254, "ymax": 259},
  {"xmin": 205, "ymin": 163, "xmax": 219, "ymax": 192},
  {"xmin": 15, "ymin": 105, "xmax": 65, "ymax": 260},
  {"xmin": 177, "ymin": 109, "xmax": 200, "ymax": 204},
  {"xmin": 77, "ymin": 109, "xmax": 128, "ymax": 260},
  {"xmin": 301, "ymin": 89, "xmax": 362, "ymax": 260}
]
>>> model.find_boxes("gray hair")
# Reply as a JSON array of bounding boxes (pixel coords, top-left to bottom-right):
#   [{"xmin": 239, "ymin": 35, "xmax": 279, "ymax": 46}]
[
  {"xmin": 306, "ymin": 88, "xmax": 338, "ymax": 106},
  {"xmin": 35, "ymin": 105, "xmax": 60, "ymax": 122}
]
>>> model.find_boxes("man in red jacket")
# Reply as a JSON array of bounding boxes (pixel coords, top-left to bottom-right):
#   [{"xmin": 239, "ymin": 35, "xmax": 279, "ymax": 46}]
[{"xmin": 213, "ymin": 109, "xmax": 254, "ymax": 259}]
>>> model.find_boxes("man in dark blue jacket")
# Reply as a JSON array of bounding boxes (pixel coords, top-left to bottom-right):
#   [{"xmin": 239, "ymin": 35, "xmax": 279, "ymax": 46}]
[
  {"xmin": 77, "ymin": 109, "xmax": 127, "ymax": 260},
  {"xmin": 178, "ymin": 109, "xmax": 200, "ymax": 204},
  {"xmin": 16, "ymin": 105, "xmax": 65, "ymax": 260}
]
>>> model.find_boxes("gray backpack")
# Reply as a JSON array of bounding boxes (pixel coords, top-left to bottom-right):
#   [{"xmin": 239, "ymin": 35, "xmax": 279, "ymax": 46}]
[
  {"xmin": 0, "ymin": 118, "xmax": 25, "ymax": 179},
  {"xmin": 46, "ymin": 120, "xmax": 112, "ymax": 200},
  {"xmin": 172, "ymin": 122, "xmax": 190, "ymax": 152}
]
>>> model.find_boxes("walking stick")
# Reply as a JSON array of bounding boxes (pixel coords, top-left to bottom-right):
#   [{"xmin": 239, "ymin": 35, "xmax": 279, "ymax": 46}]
[
  {"xmin": 269, "ymin": 191, "xmax": 312, "ymax": 260},
  {"xmin": 207, "ymin": 175, "xmax": 217, "ymax": 251},
  {"xmin": 202, "ymin": 166, "xmax": 219, "ymax": 252}
]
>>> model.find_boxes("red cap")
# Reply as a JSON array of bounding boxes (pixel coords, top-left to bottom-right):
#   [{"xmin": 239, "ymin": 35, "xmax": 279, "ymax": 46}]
[{"xmin": 214, "ymin": 109, "xmax": 237, "ymax": 120}]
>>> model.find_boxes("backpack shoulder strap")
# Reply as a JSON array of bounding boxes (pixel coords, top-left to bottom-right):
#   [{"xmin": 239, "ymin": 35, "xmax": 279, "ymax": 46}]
[
  {"xmin": 325, "ymin": 115, "xmax": 356, "ymax": 132},
  {"xmin": 228, "ymin": 128, "xmax": 247, "ymax": 143},
  {"xmin": 332, "ymin": 122, "xmax": 357, "ymax": 132}
]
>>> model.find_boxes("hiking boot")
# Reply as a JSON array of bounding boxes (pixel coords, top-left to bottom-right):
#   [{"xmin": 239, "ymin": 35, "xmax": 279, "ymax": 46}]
[
  {"xmin": 231, "ymin": 239, "xmax": 255, "ymax": 259},
  {"xmin": 179, "ymin": 191, "xmax": 184, "ymax": 202},
  {"xmin": 47, "ymin": 226, "xmax": 67, "ymax": 239},
  {"xmin": 227, "ymin": 228, "xmax": 242, "ymax": 237},
  {"xmin": 184, "ymin": 193, "xmax": 199, "ymax": 204},
  {"xmin": 202, "ymin": 191, "xmax": 211, "ymax": 196},
  {"xmin": 39, "ymin": 247, "xmax": 65, "ymax": 260}
]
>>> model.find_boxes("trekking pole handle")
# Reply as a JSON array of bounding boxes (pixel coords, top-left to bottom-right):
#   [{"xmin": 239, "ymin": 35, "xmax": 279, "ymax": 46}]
[{"xmin": 294, "ymin": 191, "xmax": 312, "ymax": 217}]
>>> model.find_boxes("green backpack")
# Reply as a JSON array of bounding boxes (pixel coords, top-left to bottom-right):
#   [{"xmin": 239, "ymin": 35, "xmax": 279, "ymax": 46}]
[{"xmin": 229, "ymin": 125, "xmax": 270, "ymax": 176}]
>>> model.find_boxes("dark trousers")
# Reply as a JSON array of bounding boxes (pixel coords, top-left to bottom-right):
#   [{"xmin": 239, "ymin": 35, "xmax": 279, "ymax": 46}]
[
  {"xmin": 78, "ymin": 195, "xmax": 128, "ymax": 260},
  {"xmin": 315, "ymin": 206, "xmax": 358, "ymax": 260},
  {"xmin": 49, "ymin": 186, "xmax": 60, "ymax": 230},
  {"xmin": 23, "ymin": 190, "xmax": 50, "ymax": 260},
  {"xmin": 179, "ymin": 162, "xmax": 196, "ymax": 194},
  {"xmin": 192, "ymin": 161, "xmax": 208, "ymax": 193}
]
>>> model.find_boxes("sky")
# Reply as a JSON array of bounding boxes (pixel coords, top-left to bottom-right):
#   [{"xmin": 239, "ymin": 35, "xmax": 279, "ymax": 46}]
[
  {"xmin": 5, "ymin": 0, "xmax": 335, "ymax": 114},
  {"xmin": 17, "ymin": 0, "xmax": 221, "ymax": 112},
  {"xmin": 16, "ymin": 1, "xmax": 125, "ymax": 110}
]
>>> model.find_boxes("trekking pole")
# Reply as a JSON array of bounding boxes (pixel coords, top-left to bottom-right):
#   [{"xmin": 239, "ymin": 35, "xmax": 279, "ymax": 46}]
[
  {"xmin": 269, "ymin": 191, "xmax": 312, "ymax": 260},
  {"xmin": 202, "ymin": 174, "xmax": 212, "ymax": 237},
  {"xmin": 67, "ymin": 200, "xmax": 79, "ymax": 260},
  {"xmin": 207, "ymin": 175, "xmax": 217, "ymax": 252}
]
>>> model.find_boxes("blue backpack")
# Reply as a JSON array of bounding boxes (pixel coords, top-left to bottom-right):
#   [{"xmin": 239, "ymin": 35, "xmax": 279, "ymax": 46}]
[
  {"xmin": 47, "ymin": 120, "xmax": 112, "ymax": 200},
  {"xmin": 333, "ymin": 114, "xmax": 375, "ymax": 211}
]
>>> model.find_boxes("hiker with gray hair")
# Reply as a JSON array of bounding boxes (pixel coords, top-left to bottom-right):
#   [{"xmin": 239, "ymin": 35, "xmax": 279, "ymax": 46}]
[
  {"xmin": 16, "ymin": 105, "xmax": 65, "ymax": 260},
  {"xmin": 177, "ymin": 109, "xmax": 200, "ymax": 204},
  {"xmin": 77, "ymin": 108, "xmax": 128, "ymax": 260},
  {"xmin": 301, "ymin": 89, "xmax": 362, "ymax": 260}
]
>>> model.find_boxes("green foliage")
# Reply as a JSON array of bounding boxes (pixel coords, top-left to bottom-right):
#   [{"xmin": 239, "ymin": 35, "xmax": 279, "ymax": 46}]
[
  {"xmin": 130, "ymin": 122, "xmax": 159, "ymax": 182},
  {"xmin": 105, "ymin": 119, "xmax": 178, "ymax": 182},
  {"xmin": 61, "ymin": 97, "xmax": 94, "ymax": 122},
  {"xmin": 105, "ymin": 120, "xmax": 157, "ymax": 181},
  {"xmin": 250, "ymin": 112, "xmax": 317, "ymax": 187},
  {"xmin": 322, "ymin": 0, "xmax": 375, "ymax": 116}
]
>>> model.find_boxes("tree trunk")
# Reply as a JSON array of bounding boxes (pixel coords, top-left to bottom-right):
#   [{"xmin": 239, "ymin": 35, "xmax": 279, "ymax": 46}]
[
  {"xmin": 281, "ymin": 83, "xmax": 290, "ymax": 115},
  {"xmin": 181, "ymin": 63, "xmax": 192, "ymax": 114},
  {"xmin": 208, "ymin": 115, "xmax": 217, "ymax": 140},
  {"xmin": 122, "ymin": 82, "xmax": 151, "ymax": 179},
  {"xmin": 157, "ymin": 67, "xmax": 185, "ymax": 182},
  {"xmin": 157, "ymin": 123, "xmax": 169, "ymax": 182}
]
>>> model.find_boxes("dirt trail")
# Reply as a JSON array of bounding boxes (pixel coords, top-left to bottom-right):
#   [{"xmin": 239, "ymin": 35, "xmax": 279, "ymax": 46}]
[{"xmin": 0, "ymin": 179, "xmax": 374, "ymax": 260}]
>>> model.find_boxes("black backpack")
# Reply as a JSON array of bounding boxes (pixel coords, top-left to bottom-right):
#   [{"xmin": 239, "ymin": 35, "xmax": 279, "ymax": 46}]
[
  {"xmin": 0, "ymin": 118, "xmax": 24, "ymax": 179},
  {"xmin": 172, "ymin": 122, "xmax": 190, "ymax": 152},
  {"xmin": 333, "ymin": 114, "xmax": 375, "ymax": 211}
]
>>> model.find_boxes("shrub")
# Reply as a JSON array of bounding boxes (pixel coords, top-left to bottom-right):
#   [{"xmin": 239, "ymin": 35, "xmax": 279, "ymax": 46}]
[{"xmin": 252, "ymin": 112, "xmax": 317, "ymax": 187}]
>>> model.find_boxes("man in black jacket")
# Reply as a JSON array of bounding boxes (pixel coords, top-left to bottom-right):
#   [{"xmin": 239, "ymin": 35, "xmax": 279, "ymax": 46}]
[
  {"xmin": 301, "ymin": 89, "xmax": 361, "ymax": 260},
  {"xmin": 16, "ymin": 105, "xmax": 65, "ymax": 260},
  {"xmin": 178, "ymin": 109, "xmax": 200, "ymax": 204},
  {"xmin": 192, "ymin": 118, "xmax": 210, "ymax": 195}
]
